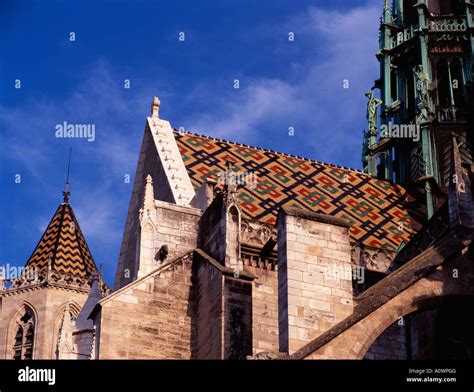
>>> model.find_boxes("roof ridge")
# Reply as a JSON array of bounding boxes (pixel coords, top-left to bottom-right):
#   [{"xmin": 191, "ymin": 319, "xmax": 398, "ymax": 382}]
[
  {"xmin": 50, "ymin": 203, "xmax": 67, "ymax": 270},
  {"xmin": 173, "ymin": 129, "xmax": 369, "ymax": 176},
  {"xmin": 68, "ymin": 204, "xmax": 97, "ymax": 277}
]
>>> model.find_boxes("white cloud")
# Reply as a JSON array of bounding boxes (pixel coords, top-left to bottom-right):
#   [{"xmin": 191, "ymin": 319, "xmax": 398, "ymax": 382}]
[
  {"xmin": 184, "ymin": 78, "xmax": 297, "ymax": 142},
  {"xmin": 181, "ymin": 1, "xmax": 381, "ymax": 167}
]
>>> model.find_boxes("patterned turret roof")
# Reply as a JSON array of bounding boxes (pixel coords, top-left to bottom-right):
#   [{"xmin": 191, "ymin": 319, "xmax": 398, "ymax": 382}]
[
  {"xmin": 25, "ymin": 200, "xmax": 97, "ymax": 279},
  {"xmin": 175, "ymin": 131, "xmax": 424, "ymax": 252}
]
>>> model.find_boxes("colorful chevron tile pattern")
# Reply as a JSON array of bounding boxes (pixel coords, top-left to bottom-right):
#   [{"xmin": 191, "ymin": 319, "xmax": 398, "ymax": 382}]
[
  {"xmin": 25, "ymin": 202, "xmax": 97, "ymax": 278},
  {"xmin": 175, "ymin": 131, "xmax": 424, "ymax": 251}
]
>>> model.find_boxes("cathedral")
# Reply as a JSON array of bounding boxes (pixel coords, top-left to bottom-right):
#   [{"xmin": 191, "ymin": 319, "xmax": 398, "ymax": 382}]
[{"xmin": 2, "ymin": 0, "xmax": 474, "ymax": 360}]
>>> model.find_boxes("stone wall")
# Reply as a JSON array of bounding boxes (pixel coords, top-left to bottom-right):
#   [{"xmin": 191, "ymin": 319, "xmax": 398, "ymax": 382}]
[
  {"xmin": 364, "ymin": 309, "xmax": 442, "ymax": 360},
  {"xmin": 95, "ymin": 255, "xmax": 195, "ymax": 359},
  {"xmin": 246, "ymin": 266, "xmax": 279, "ymax": 354},
  {"xmin": 278, "ymin": 208, "xmax": 354, "ymax": 354},
  {"xmin": 122, "ymin": 174, "xmax": 200, "ymax": 281},
  {"xmin": 115, "ymin": 104, "xmax": 196, "ymax": 290},
  {"xmin": 193, "ymin": 258, "xmax": 223, "ymax": 359},
  {"xmin": 296, "ymin": 247, "xmax": 474, "ymax": 359},
  {"xmin": 0, "ymin": 286, "xmax": 87, "ymax": 359},
  {"xmin": 115, "ymin": 124, "xmax": 175, "ymax": 289},
  {"xmin": 198, "ymin": 196, "xmax": 226, "ymax": 263},
  {"xmin": 364, "ymin": 322, "xmax": 407, "ymax": 360},
  {"xmin": 409, "ymin": 309, "xmax": 438, "ymax": 359},
  {"xmin": 222, "ymin": 276, "xmax": 253, "ymax": 359},
  {"xmin": 145, "ymin": 200, "xmax": 201, "ymax": 272}
]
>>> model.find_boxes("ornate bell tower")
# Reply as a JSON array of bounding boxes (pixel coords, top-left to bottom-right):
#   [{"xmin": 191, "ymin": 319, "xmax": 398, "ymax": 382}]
[{"xmin": 363, "ymin": 0, "xmax": 474, "ymax": 218}]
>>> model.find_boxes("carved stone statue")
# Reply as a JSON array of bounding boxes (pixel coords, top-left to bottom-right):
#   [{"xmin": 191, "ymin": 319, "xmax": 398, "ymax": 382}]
[
  {"xmin": 365, "ymin": 91, "xmax": 382, "ymax": 136},
  {"xmin": 414, "ymin": 65, "xmax": 433, "ymax": 124}
]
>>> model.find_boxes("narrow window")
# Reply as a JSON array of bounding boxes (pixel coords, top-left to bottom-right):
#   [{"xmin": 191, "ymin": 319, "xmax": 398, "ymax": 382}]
[{"xmin": 12, "ymin": 307, "xmax": 35, "ymax": 360}]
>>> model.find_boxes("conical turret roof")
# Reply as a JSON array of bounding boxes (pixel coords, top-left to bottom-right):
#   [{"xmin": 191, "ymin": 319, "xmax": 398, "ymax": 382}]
[{"xmin": 25, "ymin": 200, "xmax": 97, "ymax": 279}]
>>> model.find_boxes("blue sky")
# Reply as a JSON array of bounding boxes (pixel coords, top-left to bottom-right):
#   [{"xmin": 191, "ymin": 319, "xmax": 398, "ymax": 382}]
[{"xmin": 0, "ymin": 0, "xmax": 382, "ymax": 285}]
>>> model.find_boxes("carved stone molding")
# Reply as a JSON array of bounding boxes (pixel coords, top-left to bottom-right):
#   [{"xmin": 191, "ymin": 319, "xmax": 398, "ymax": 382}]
[
  {"xmin": 1, "ymin": 270, "xmax": 110, "ymax": 296},
  {"xmin": 351, "ymin": 244, "xmax": 396, "ymax": 274},
  {"xmin": 241, "ymin": 220, "xmax": 275, "ymax": 246}
]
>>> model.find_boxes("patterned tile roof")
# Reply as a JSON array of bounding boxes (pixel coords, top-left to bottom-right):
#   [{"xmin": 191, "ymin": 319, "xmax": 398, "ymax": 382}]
[
  {"xmin": 25, "ymin": 202, "xmax": 97, "ymax": 279},
  {"xmin": 175, "ymin": 131, "xmax": 424, "ymax": 252}
]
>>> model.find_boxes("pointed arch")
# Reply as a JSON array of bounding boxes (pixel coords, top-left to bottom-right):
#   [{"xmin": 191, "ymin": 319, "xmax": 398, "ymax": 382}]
[
  {"xmin": 54, "ymin": 301, "xmax": 81, "ymax": 322},
  {"xmin": 356, "ymin": 294, "xmax": 474, "ymax": 359},
  {"xmin": 227, "ymin": 204, "xmax": 241, "ymax": 221},
  {"xmin": 8, "ymin": 302, "xmax": 38, "ymax": 360},
  {"xmin": 142, "ymin": 221, "xmax": 155, "ymax": 234},
  {"xmin": 51, "ymin": 301, "xmax": 81, "ymax": 358}
]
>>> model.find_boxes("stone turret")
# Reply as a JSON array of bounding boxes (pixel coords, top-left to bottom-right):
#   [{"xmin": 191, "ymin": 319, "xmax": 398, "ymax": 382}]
[{"xmin": 0, "ymin": 188, "xmax": 99, "ymax": 359}]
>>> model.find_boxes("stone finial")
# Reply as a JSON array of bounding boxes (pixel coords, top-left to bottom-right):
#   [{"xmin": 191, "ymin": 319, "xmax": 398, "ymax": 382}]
[
  {"xmin": 151, "ymin": 96, "xmax": 161, "ymax": 118},
  {"xmin": 62, "ymin": 148, "xmax": 72, "ymax": 204},
  {"xmin": 144, "ymin": 174, "xmax": 155, "ymax": 210},
  {"xmin": 223, "ymin": 159, "xmax": 239, "ymax": 206},
  {"xmin": 140, "ymin": 174, "xmax": 157, "ymax": 226}
]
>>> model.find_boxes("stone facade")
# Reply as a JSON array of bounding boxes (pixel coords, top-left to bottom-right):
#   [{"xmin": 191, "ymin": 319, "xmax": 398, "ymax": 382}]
[
  {"xmin": 1, "ymin": 97, "xmax": 473, "ymax": 361},
  {"xmin": 291, "ymin": 235, "xmax": 474, "ymax": 359},
  {"xmin": 277, "ymin": 208, "xmax": 354, "ymax": 354},
  {"xmin": 115, "ymin": 97, "xmax": 195, "ymax": 290},
  {"xmin": 246, "ymin": 266, "xmax": 279, "ymax": 354},
  {"xmin": 364, "ymin": 322, "xmax": 407, "ymax": 360},
  {"xmin": 0, "ymin": 285, "xmax": 89, "ymax": 359},
  {"xmin": 93, "ymin": 253, "xmax": 195, "ymax": 359}
]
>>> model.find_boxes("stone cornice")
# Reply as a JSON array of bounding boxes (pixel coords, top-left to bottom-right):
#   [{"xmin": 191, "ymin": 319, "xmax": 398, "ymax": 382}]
[{"xmin": 0, "ymin": 281, "xmax": 90, "ymax": 297}]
